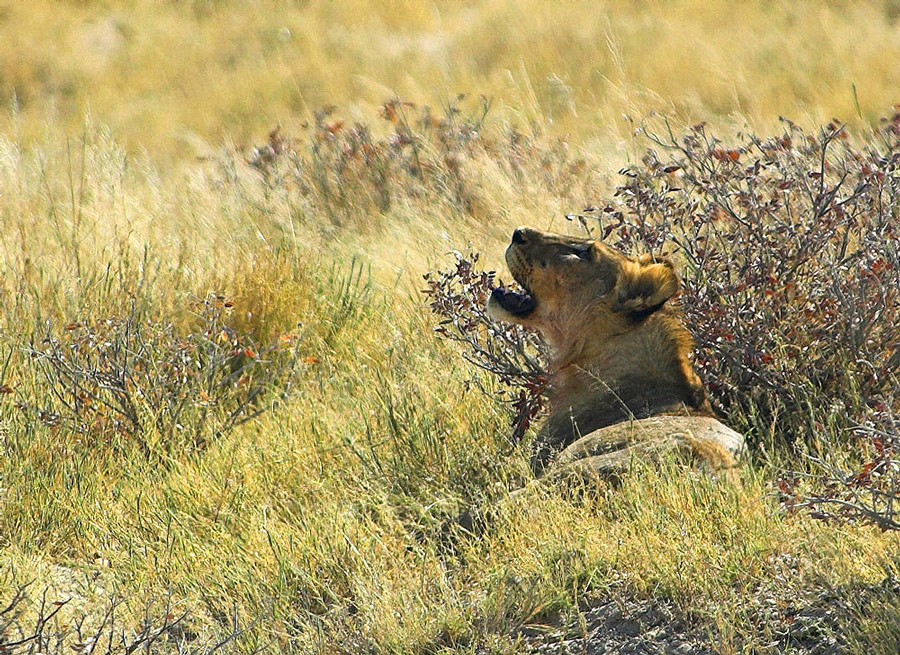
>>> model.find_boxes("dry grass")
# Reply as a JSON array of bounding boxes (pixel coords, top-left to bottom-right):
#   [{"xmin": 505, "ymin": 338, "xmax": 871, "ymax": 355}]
[
  {"xmin": 4, "ymin": 1, "xmax": 900, "ymax": 162},
  {"xmin": 2, "ymin": 2, "xmax": 900, "ymax": 653}
]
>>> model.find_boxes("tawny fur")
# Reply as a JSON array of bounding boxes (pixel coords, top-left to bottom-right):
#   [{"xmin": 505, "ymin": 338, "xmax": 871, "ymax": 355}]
[{"xmin": 488, "ymin": 227, "xmax": 742, "ymax": 478}]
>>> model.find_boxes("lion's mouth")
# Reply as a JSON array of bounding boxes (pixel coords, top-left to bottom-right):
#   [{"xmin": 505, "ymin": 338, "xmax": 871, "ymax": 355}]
[{"xmin": 490, "ymin": 284, "xmax": 536, "ymax": 317}]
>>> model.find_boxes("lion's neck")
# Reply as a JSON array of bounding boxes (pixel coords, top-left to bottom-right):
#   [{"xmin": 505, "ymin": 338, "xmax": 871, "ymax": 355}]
[
  {"xmin": 548, "ymin": 310, "xmax": 706, "ymax": 418},
  {"xmin": 529, "ymin": 308, "xmax": 714, "ymax": 474}
]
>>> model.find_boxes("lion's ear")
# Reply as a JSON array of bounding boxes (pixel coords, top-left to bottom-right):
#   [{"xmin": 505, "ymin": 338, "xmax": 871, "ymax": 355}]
[{"xmin": 612, "ymin": 256, "xmax": 678, "ymax": 316}]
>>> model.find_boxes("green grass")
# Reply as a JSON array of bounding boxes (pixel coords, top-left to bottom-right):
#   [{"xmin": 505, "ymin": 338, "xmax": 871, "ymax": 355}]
[
  {"xmin": 1, "ymin": 111, "xmax": 898, "ymax": 654},
  {"xmin": 2, "ymin": 2, "xmax": 900, "ymax": 653}
]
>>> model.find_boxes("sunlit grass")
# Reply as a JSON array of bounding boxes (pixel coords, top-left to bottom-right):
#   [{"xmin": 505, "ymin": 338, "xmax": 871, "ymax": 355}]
[
  {"xmin": 3, "ymin": 1, "xmax": 900, "ymax": 162},
  {"xmin": 1, "ymin": 111, "xmax": 898, "ymax": 653},
  {"xmin": 2, "ymin": 1, "xmax": 900, "ymax": 653}
]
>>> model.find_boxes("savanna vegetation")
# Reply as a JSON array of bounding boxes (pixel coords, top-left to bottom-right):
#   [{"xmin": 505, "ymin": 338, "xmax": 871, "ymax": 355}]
[{"xmin": 2, "ymin": 1, "xmax": 900, "ymax": 653}]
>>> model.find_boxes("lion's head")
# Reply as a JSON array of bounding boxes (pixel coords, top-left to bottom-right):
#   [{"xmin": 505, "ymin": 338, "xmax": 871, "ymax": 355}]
[
  {"xmin": 487, "ymin": 227, "xmax": 679, "ymax": 350},
  {"xmin": 487, "ymin": 227, "xmax": 724, "ymax": 476}
]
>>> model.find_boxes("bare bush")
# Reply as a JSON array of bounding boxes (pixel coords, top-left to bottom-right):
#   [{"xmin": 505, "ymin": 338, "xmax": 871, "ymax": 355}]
[
  {"xmin": 422, "ymin": 251, "xmax": 549, "ymax": 442},
  {"xmin": 587, "ymin": 111, "xmax": 900, "ymax": 528},
  {"xmin": 243, "ymin": 96, "xmax": 594, "ymax": 223},
  {"xmin": 568, "ymin": 113, "xmax": 900, "ymax": 448},
  {"xmin": 779, "ymin": 413, "xmax": 900, "ymax": 531},
  {"xmin": 21, "ymin": 294, "xmax": 302, "ymax": 455},
  {"xmin": 0, "ymin": 583, "xmax": 259, "ymax": 655},
  {"xmin": 424, "ymin": 109, "xmax": 900, "ymax": 531}
]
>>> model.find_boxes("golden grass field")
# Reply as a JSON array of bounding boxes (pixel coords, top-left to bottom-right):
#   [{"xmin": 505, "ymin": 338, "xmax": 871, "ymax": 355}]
[{"xmin": 2, "ymin": 1, "xmax": 900, "ymax": 653}]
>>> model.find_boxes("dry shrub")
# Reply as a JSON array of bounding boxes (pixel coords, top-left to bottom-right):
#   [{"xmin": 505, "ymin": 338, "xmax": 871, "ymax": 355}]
[
  {"xmin": 577, "ymin": 113, "xmax": 900, "ymax": 448},
  {"xmin": 779, "ymin": 413, "xmax": 900, "ymax": 531},
  {"xmin": 425, "ymin": 110, "xmax": 900, "ymax": 530},
  {"xmin": 244, "ymin": 96, "xmax": 595, "ymax": 224},
  {"xmin": 0, "ymin": 581, "xmax": 256, "ymax": 655},
  {"xmin": 422, "ymin": 251, "xmax": 548, "ymax": 442},
  {"xmin": 21, "ymin": 294, "xmax": 302, "ymax": 457}
]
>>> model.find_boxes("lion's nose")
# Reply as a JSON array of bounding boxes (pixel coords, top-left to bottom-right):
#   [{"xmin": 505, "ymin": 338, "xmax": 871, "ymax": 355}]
[{"xmin": 511, "ymin": 228, "xmax": 527, "ymax": 244}]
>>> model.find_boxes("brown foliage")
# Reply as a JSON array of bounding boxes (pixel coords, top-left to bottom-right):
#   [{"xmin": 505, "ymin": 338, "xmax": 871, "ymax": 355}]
[
  {"xmin": 244, "ymin": 96, "xmax": 593, "ymax": 224},
  {"xmin": 22, "ymin": 295, "xmax": 302, "ymax": 456},
  {"xmin": 422, "ymin": 251, "xmax": 549, "ymax": 442},
  {"xmin": 425, "ymin": 109, "xmax": 900, "ymax": 530}
]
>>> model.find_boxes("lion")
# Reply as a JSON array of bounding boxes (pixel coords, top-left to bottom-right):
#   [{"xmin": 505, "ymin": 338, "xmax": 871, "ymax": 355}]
[{"xmin": 487, "ymin": 227, "xmax": 744, "ymax": 482}]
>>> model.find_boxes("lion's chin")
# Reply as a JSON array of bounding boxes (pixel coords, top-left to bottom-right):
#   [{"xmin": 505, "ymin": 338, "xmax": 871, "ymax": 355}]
[{"xmin": 487, "ymin": 285, "xmax": 536, "ymax": 321}]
